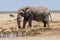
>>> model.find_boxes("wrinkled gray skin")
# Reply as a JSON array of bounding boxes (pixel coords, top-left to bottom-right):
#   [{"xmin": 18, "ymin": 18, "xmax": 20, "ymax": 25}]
[{"xmin": 17, "ymin": 6, "xmax": 51, "ymax": 29}]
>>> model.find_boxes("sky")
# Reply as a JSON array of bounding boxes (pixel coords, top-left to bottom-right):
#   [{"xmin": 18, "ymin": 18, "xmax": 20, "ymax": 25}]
[{"xmin": 0, "ymin": 0, "xmax": 60, "ymax": 11}]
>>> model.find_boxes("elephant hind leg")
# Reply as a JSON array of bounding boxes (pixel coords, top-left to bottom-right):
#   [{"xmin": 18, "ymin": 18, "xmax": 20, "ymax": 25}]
[
  {"xmin": 43, "ymin": 22, "xmax": 46, "ymax": 27},
  {"xmin": 43, "ymin": 21, "xmax": 50, "ymax": 28},
  {"xmin": 46, "ymin": 22, "xmax": 50, "ymax": 28}
]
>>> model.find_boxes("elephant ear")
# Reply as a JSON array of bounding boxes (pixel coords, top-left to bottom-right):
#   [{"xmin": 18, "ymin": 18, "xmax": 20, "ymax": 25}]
[
  {"xmin": 26, "ymin": 9, "xmax": 32, "ymax": 17},
  {"xmin": 18, "ymin": 9, "xmax": 24, "ymax": 17}
]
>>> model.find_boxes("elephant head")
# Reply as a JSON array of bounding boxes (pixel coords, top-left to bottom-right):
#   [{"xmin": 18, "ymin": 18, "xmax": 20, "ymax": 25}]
[
  {"xmin": 25, "ymin": 9, "xmax": 32, "ymax": 18},
  {"xmin": 17, "ymin": 7, "xmax": 32, "ymax": 28},
  {"xmin": 17, "ymin": 9, "xmax": 25, "ymax": 28}
]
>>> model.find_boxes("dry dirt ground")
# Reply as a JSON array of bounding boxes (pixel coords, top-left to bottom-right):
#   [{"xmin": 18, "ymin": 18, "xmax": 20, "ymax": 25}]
[
  {"xmin": 0, "ymin": 13, "xmax": 60, "ymax": 40},
  {"xmin": 0, "ymin": 35, "xmax": 60, "ymax": 40}
]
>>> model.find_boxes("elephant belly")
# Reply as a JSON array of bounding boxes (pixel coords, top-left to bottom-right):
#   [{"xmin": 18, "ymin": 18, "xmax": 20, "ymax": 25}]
[{"xmin": 33, "ymin": 15, "xmax": 43, "ymax": 21}]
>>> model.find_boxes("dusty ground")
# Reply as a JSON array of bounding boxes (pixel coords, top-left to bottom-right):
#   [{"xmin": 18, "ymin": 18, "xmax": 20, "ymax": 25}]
[
  {"xmin": 0, "ymin": 13, "xmax": 60, "ymax": 40},
  {"xmin": 0, "ymin": 35, "xmax": 60, "ymax": 40}
]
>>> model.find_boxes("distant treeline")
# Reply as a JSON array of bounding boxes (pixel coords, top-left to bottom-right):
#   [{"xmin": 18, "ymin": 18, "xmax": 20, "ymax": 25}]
[
  {"xmin": 0, "ymin": 11, "xmax": 17, "ymax": 14},
  {"xmin": 0, "ymin": 10, "xmax": 60, "ymax": 14},
  {"xmin": 50, "ymin": 10, "xmax": 60, "ymax": 13}
]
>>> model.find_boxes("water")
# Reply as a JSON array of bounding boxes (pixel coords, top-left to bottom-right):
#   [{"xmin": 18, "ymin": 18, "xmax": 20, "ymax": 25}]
[{"xmin": 0, "ymin": 33, "xmax": 17, "ymax": 37}]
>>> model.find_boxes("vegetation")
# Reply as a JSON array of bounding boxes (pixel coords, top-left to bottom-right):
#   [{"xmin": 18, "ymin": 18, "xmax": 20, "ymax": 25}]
[{"xmin": 9, "ymin": 14, "xmax": 15, "ymax": 19}]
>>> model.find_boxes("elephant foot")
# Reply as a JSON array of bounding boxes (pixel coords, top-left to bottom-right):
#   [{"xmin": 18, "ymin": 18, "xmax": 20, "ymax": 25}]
[
  {"xmin": 27, "ymin": 26, "xmax": 32, "ymax": 29},
  {"xmin": 18, "ymin": 26, "xmax": 21, "ymax": 29},
  {"xmin": 23, "ymin": 27, "xmax": 25, "ymax": 29},
  {"xmin": 29, "ymin": 26, "xmax": 32, "ymax": 28},
  {"xmin": 44, "ymin": 26, "xmax": 46, "ymax": 27},
  {"xmin": 29, "ymin": 26, "xmax": 31, "ymax": 28}
]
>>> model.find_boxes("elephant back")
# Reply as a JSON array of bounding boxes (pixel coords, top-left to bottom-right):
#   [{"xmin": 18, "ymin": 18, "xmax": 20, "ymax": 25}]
[{"xmin": 28, "ymin": 6, "xmax": 49, "ymax": 14}]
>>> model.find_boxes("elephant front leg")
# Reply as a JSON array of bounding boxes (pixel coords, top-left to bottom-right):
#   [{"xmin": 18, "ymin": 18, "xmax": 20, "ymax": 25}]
[
  {"xmin": 28, "ymin": 15, "xmax": 33, "ymax": 28},
  {"xmin": 23, "ymin": 19, "xmax": 27, "ymax": 29},
  {"xmin": 28, "ymin": 19, "xmax": 32, "ymax": 28}
]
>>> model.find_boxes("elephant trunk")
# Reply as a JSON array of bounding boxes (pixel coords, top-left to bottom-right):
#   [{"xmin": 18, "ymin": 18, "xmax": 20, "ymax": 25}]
[{"xmin": 17, "ymin": 14, "xmax": 21, "ymax": 28}]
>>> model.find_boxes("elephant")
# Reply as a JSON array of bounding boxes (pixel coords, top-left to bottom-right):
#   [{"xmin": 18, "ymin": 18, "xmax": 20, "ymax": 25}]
[{"xmin": 17, "ymin": 6, "xmax": 52, "ymax": 29}]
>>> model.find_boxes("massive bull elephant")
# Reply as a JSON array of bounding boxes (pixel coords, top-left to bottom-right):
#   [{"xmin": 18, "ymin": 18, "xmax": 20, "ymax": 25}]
[{"xmin": 17, "ymin": 6, "xmax": 51, "ymax": 29}]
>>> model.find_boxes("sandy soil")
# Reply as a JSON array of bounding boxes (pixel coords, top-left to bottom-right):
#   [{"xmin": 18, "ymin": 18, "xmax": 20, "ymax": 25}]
[
  {"xmin": 0, "ymin": 13, "xmax": 60, "ymax": 40},
  {"xmin": 0, "ymin": 35, "xmax": 60, "ymax": 40}
]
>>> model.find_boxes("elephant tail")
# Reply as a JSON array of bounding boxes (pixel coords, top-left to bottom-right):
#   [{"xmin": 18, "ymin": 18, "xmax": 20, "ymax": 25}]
[{"xmin": 49, "ymin": 13, "xmax": 52, "ymax": 21}]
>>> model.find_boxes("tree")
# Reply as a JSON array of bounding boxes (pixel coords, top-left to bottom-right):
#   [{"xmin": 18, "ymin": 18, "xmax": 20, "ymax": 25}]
[{"xmin": 9, "ymin": 14, "xmax": 15, "ymax": 19}]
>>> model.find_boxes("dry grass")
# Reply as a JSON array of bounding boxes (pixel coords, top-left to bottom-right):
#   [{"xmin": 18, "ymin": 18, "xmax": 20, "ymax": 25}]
[{"xmin": 0, "ymin": 13, "xmax": 60, "ymax": 40}]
